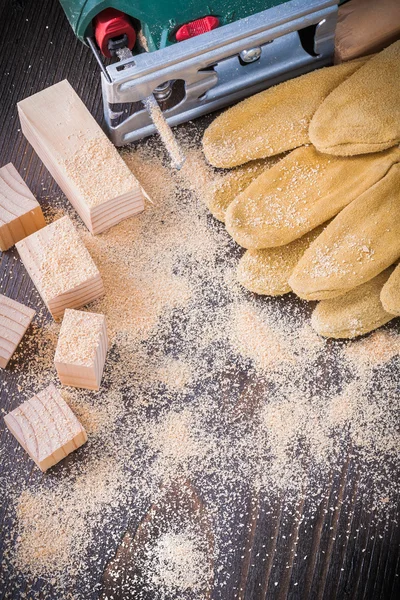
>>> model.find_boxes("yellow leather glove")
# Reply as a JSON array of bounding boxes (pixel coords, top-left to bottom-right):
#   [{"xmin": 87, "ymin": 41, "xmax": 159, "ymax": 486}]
[
  {"xmin": 224, "ymin": 145, "xmax": 400, "ymax": 250},
  {"xmin": 202, "ymin": 59, "xmax": 367, "ymax": 168},
  {"xmin": 289, "ymin": 163, "xmax": 400, "ymax": 300},
  {"xmin": 380, "ymin": 263, "xmax": 400, "ymax": 316},
  {"xmin": 237, "ymin": 224, "xmax": 325, "ymax": 296},
  {"xmin": 201, "ymin": 43, "xmax": 400, "ymax": 338},
  {"xmin": 311, "ymin": 269, "xmax": 395, "ymax": 339},
  {"xmin": 309, "ymin": 41, "xmax": 400, "ymax": 155}
]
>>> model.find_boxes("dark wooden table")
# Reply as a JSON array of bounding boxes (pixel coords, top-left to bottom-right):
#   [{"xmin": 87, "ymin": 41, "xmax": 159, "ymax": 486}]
[{"xmin": 0, "ymin": 1, "xmax": 399, "ymax": 598}]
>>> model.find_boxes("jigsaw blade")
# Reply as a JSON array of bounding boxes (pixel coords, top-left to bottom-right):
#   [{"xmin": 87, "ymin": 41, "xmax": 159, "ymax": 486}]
[
  {"xmin": 116, "ymin": 48, "xmax": 185, "ymax": 170},
  {"xmin": 141, "ymin": 94, "xmax": 185, "ymax": 170}
]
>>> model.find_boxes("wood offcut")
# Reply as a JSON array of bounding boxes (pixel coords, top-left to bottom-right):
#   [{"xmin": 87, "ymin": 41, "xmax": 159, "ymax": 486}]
[
  {"xmin": 0, "ymin": 163, "xmax": 45, "ymax": 251},
  {"xmin": 17, "ymin": 80, "xmax": 145, "ymax": 234},
  {"xmin": 54, "ymin": 309, "xmax": 108, "ymax": 390},
  {"xmin": 4, "ymin": 383, "xmax": 87, "ymax": 471},
  {"xmin": 16, "ymin": 216, "xmax": 104, "ymax": 319},
  {"xmin": 0, "ymin": 294, "xmax": 35, "ymax": 368}
]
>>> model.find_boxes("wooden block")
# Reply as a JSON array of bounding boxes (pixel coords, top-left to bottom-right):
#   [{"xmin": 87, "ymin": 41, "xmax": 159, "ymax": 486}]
[
  {"xmin": 0, "ymin": 163, "xmax": 46, "ymax": 251},
  {"xmin": 17, "ymin": 80, "xmax": 145, "ymax": 234},
  {"xmin": 0, "ymin": 294, "xmax": 35, "ymax": 368},
  {"xmin": 335, "ymin": 0, "xmax": 400, "ymax": 63},
  {"xmin": 4, "ymin": 383, "xmax": 87, "ymax": 471},
  {"xmin": 16, "ymin": 215, "xmax": 104, "ymax": 320},
  {"xmin": 54, "ymin": 309, "xmax": 108, "ymax": 390}
]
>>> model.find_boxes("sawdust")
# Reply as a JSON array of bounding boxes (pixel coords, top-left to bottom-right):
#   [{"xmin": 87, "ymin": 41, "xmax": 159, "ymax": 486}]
[
  {"xmin": 64, "ymin": 136, "xmax": 139, "ymax": 208},
  {"xmin": 230, "ymin": 302, "xmax": 295, "ymax": 370},
  {"xmin": 143, "ymin": 95, "xmax": 185, "ymax": 169},
  {"xmin": 343, "ymin": 328, "xmax": 400, "ymax": 370},
  {"xmin": 144, "ymin": 529, "xmax": 213, "ymax": 593},
  {"xmin": 54, "ymin": 309, "xmax": 105, "ymax": 367},
  {"xmin": 156, "ymin": 358, "xmax": 192, "ymax": 390},
  {"xmin": 16, "ymin": 215, "xmax": 101, "ymax": 302},
  {"xmin": 1, "ymin": 134, "xmax": 399, "ymax": 598},
  {"xmin": 14, "ymin": 458, "xmax": 128, "ymax": 577},
  {"xmin": 82, "ymin": 218, "xmax": 192, "ymax": 341}
]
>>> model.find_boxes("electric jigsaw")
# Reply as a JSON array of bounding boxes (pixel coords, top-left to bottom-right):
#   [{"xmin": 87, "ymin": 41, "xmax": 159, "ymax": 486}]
[{"xmin": 59, "ymin": 0, "xmax": 339, "ymax": 167}]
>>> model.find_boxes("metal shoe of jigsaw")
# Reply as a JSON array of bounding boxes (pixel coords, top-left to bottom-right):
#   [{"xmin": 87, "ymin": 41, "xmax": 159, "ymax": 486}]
[{"xmin": 59, "ymin": 0, "xmax": 339, "ymax": 167}]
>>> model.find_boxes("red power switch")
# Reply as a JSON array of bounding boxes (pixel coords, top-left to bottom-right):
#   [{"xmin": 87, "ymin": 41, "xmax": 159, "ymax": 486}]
[
  {"xmin": 175, "ymin": 16, "xmax": 220, "ymax": 42},
  {"xmin": 94, "ymin": 8, "xmax": 136, "ymax": 57}
]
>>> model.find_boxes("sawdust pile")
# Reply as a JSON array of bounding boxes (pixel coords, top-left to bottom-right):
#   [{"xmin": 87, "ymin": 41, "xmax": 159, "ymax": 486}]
[
  {"xmin": 143, "ymin": 529, "xmax": 213, "ymax": 593},
  {"xmin": 64, "ymin": 136, "xmax": 139, "ymax": 208},
  {"xmin": 0, "ymin": 132, "xmax": 399, "ymax": 598}
]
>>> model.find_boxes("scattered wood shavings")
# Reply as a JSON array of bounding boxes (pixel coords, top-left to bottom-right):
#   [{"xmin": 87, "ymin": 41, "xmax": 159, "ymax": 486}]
[
  {"xmin": 343, "ymin": 328, "xmax": 400, "ymax": 370},
  {"xmin": 143, "ymin": 529, "xmax": 213, "ymax": 593},
  {"xmin": 1, "ymin": 131, "xmax": 399, "ymax": 599},
  {"xmin": 55, "ymin": 309, "xmax": 105, "ymax": 367},
  {"xmin": 156, "ymin": 358, "xmax": 192, "ymax": 390},
  {"xmin": 64, "ymin": 136, "xmax": 139, "ymax": 208},
  {"xmin": 230, "ymin": 301, "xmax": 295, "ymax": 370}
]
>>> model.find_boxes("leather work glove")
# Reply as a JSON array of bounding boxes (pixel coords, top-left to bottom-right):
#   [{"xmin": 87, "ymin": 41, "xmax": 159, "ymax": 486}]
[
  {"xmin": 309, "ymin": 41, "xmax": 400, "ymax": 155},
  {"xmin": 380, "ymin": 263, "xmax": 400, "ymax": 316},
  {"xmin": 224, "ymin": 145, "xmax": 400, "ymax": 250},
  {"xmin": 200, "ymin": 42, "xmax": 400, "ymax": 338},
  {"xmin": 288, "ymin": 163, "xmax": 400, "ymax": 300},
  {"xmin": 311, "ymin": 268, "xmax": 395, "ymax": 339},
  {"xmin": 236, "ymin": 223, "xmax": 326, "ymax": 296},
  {"xmin": 202, "ymin": 58, "xmax": 367, "ymax": 168},
  {"xmin": 203, "ymin": 157, "xmax": 275, "ymax": 222}
]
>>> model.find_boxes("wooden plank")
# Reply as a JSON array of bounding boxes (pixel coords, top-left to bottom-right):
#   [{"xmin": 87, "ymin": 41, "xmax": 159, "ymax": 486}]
[
  {"xmin": 0, "ymin": 163, "xmax": 46, "ymax": 251},
  {"xmin": 17, "ymin": 80, "xmax": 145, "ymax": 234},
  {"xmin": 54, "ymin": 308, "xmax": 108, "ymax": 390},
  {"xmin": 0, "ymin": 294, "xmax": 35, "ymax": 369},
  {"xmin": 4, "ymin": 383, "xmax": 87, "ymax": 471},
  {"xmin": 335, "ymin": 0, "xmax": 400, "ymax": 63},
  {"xmin": 16, "ymin": 215, "xmax": 104, "ymax": 320}
]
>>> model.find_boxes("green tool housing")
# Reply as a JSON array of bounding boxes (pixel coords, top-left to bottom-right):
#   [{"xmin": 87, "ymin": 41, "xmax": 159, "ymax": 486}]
[{"xmin": 59, "ymin": 0, "xmax": 292, "ymax": 51}]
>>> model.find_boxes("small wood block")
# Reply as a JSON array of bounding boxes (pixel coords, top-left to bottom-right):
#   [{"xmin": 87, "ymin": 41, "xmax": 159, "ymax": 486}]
[
  {"xmin": 17, "ymin": 80, "xmax": 145, "ymax": 234},
  {"xmin": 335, "ymin": 0, "xmax": 400, "ymax": 63},
  {"xmin": 54, "ymin": 309, "xmax": 108, "ymax": 390},
  {"xmin": 4, "ymin": 383, "xmax": 87, "ymax": 471},
  {"xmin": 0, "ymin": 294, "xmax": 35, "ymax": 368},
  {"xmin": 0, "ymin": 163, "xmax": 46, "ymax": 251},
  {"xmin": 16, "ymin": 215, "xmax": 104, "ymax": 320}
]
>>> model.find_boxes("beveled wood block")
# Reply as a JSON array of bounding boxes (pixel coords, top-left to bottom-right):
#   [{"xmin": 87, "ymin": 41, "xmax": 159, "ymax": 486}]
[
  {"xmin": 54, "ymin": 309, "xmax": 108, "ymax": 390},
  {"xmin": 0, "ymin": 294, "xmax": 35, "ymax": 368},
  {"xmin": 0, "ymin": 163, "xmax": 46, "ymax": 250},
  {"xmin": 4, "ymin": 383, "xmax": 87, "ymax": 471},
  {"xmin": 17, "ymin": 80, "xmax": 145, "ymax": 234},
  {"xmin": 16, "ymin": 215, "xmax": 104, "ymax": 320}
]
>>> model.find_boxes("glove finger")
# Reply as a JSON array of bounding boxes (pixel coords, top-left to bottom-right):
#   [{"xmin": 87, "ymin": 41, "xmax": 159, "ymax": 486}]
[
  {"xmin": 311, "ymin": 268, "xmax": 395, "ymax": 339},
  {"xmin": 380, "ymin": 263, "xmax": 400, "ymax": 316},
  {"xmin": 310, "ymin": 41, "xmax": 400, "ymax": 156},
  {"xmin": 204, "ymin": 156, "xmax": 281, "ymax": 222},
  {"xmin": 289, "ymin": 163, "xmax": 400, "ymax": 300},
  {"xmin": 237, "ymin": 223, "xmax": 326, "ymax": 296},
  {"xmin": 225, "ymin": 145, "xmax": 400, "ymax": 249},
  {"xmin": 202, "ymin": 58, "xmax": 367, "ymax": 168}
]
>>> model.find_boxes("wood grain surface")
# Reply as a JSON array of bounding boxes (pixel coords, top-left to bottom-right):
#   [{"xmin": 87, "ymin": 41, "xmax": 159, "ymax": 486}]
[
  {"xmin": 0, "ymin": 1, "xmax": 399, "ymax": 599},
  {"xmin": 16, "ymin": 215, "xmax": 104, "ymax": 319},
  {"xmin": 0, "ymin": 162, "xmax": 45, "ymax": 251},
  {"xmin": 17, "ymin": 80, "xmax": 145, "ymax": 234},
  {"xmin": 0, "ymin": 293, "xmax": 34, "ymax": 368},
  {"xmin": 54, "ymin": 308, "xmax": 108, "ymax": 390},
  {"xmin": 4, "ymin": 382, "xmax": 87, "ymax": 471}
]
